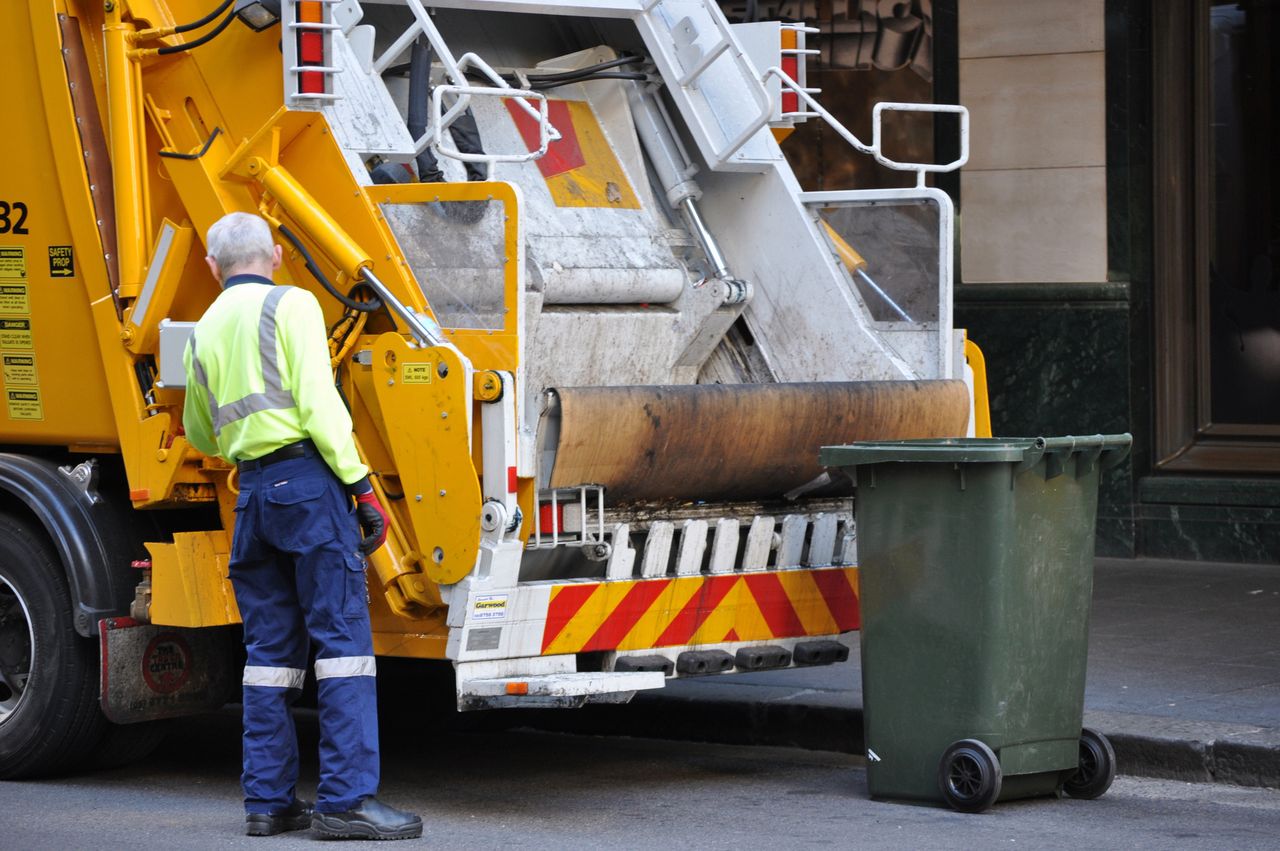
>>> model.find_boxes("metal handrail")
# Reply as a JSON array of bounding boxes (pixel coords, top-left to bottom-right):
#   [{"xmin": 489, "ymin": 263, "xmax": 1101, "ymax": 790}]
[
  {"xmin": 370, "ymin": 0, "xmax": 559, "ymax": 168},
  {"xmin": 764, "ymin": 66, "xmax": 969, "ymax": 188}
]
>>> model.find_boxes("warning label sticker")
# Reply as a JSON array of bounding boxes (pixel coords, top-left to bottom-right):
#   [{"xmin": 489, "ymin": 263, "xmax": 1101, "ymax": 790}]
[
  {"xmin": 6, "ymin": 388, "xmax": 42, "ymax": 420},
  {"xmin": 48, "ymin": 245, "xmax": 74, "ymax": 278},
  {"xmin": 2, "ymin": 353, "xmax": 36, "ymax": 385},
  {"xmin": 0, "ymin": 318, "xmax": 32, "ymax": 349},
  {"xmin": 402, "ymin": 363, "xmax": 433, "ymax": 384},
  {"xmin": 0, "ymin": 247, "xmax": 24, "ymax": 280},
  {"xmin": 0, "ymin": 284, "xmax": 28, "ymax": 314},
  {"xmin": 472, "ymin": 594, "xmax": 509, "ymax": 622}
]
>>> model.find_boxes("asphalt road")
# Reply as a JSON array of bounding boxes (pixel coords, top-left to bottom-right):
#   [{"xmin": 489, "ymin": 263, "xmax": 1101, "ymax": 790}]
[{"xmin": 3, "ymin": 710, "xmax": 1279, "ymax": 849}]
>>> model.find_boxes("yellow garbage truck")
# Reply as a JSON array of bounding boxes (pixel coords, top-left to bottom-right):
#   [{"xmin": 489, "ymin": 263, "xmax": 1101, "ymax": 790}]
[{"xmin": 0, "ymin": 0, "xmax": 978, "ymax": 777}]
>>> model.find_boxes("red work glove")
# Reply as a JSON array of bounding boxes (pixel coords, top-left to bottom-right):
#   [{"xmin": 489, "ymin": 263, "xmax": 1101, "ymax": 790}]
[{"xmin": 347, "ymin": 477, "xmax": 388, "ymax": 555}]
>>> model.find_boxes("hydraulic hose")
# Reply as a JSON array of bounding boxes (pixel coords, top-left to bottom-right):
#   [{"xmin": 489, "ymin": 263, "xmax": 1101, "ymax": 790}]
[
  {"xmin": 156, "ymin": 10, "xmax": 236, "ymax": 55},
  {"xmin": 174, "ymin": 0, "xmax": 235, "ymax": 33},
  {"xmin": 278, "ymin": 224, "xmax": 383, "ymax": 313},
  {"xmin": 529, "ymin": 72, "xmax": 648, "ymax": 91}
]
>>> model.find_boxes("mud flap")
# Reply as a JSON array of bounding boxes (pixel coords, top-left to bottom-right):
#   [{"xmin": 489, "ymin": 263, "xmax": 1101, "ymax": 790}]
[{"xmin": 99, "ymin": 617, "xmax": 237, "ymax": 724}]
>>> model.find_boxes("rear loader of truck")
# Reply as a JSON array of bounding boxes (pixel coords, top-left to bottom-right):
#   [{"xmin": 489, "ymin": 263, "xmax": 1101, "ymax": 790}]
[{"xmin": 0, "ymin": 0, "xmax": 978, "ymax": 777}]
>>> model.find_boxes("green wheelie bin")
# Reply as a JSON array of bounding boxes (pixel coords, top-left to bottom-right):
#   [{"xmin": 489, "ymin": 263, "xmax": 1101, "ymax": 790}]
[{"xmin": 820, "ymin": 434, "xmax": 1132, "ymax": 813}]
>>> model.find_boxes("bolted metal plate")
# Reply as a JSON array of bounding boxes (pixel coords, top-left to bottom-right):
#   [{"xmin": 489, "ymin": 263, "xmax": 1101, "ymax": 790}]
[{"xmin": 99, "ymin": 618, "xmax": 236, "ymax": 724}]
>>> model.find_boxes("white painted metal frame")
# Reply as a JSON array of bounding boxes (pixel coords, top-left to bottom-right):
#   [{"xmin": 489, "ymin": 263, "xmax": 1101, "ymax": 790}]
[
  {"xmin": 636, "ymin": 0, "xmax": 774, "ymax": 170},
  {"xmin": 799, "ymin": 187, "xmax": 958, "ymax": 379},
  {"xmin": 282, "ymin": 0, "xmax": 344, "ymax": 107}
]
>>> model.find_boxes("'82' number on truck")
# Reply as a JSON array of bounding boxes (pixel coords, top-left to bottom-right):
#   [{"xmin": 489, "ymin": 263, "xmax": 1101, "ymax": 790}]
[{"xmin": 0, "ymin": 201, "xmax": 30, "ymax": 235}]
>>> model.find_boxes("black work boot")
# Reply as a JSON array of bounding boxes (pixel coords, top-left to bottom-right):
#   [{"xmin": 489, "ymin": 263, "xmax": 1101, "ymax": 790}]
[
  {"xmin": 312, "ymin": 796, "xmax": 423, "ymax": 840},
  {"xmin": 245, "ymin": 797, "xmax": 314, "ymax": 836}
]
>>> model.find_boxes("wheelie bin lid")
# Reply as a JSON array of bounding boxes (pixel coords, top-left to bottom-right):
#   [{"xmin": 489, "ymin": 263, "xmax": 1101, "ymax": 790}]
[{"xmin": 819, "ymin": 434, "xmax": 1132, "ymax": 469}]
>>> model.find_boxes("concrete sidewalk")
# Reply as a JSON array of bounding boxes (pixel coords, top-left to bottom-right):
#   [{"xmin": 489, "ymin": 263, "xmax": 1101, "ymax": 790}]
[{"xmin": 518, "ymin": 557, "xmax": 1280, "ymax": 788}]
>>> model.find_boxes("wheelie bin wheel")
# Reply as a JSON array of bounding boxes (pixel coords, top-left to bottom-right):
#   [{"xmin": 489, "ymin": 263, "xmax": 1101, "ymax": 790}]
[
  {"xmin": 938, "ymin": 739, "xmax": 1002, "ymax": 812},
  {"xmin": 1063, "ymin": 728, "xmax": 1116, "ymax": 799}
]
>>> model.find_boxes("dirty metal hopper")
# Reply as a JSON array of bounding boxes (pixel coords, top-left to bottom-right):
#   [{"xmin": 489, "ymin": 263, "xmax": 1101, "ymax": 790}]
[{"xmin": 538, "ymin": 381, "xmax": 971, "ymax": 503}]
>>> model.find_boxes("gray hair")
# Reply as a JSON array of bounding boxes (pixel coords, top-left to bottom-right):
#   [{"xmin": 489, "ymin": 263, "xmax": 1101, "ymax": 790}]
[{"xmin": 206, "ymin": 212, "xmax": 274, "ymax": 276}]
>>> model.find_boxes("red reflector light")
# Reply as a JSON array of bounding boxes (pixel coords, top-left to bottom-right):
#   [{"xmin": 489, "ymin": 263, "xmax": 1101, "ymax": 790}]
[
  {"xmin": 538, "ymin": 503, "xmax": 564, "ymax": 534},
  {"xmin": 298, "ymin": 2, "xmax": 325, "ymax": 94},
  {"xmin": 781, "ymin": 55, "xmax": 799, "ymax": 115},
  {"xmin": 507, "ymin": 466, "xmax": 518, "ymax": 494}
]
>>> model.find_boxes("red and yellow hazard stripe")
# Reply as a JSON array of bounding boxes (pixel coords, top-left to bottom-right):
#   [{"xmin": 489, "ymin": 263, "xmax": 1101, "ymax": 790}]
[
  {"xmin": 540, "ymin": 567, "xmax": 859, "ymax": 655},
  {"xmin": 505, "ymin": 98, "xmax": 640, "ymax": 209}
]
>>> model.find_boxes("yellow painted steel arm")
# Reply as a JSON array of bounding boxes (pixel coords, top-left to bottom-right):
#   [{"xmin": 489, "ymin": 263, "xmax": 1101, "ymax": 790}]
[
  {"xmin": 820, "ymin": 219, "xmax": 868, "ymax": 275},
  {"xmin": 964, "ymin": 336, "xmax": 993, "ymax": 438},
  {"xmin": 249, "ymin": 157, "xmax": 373, "ymax": 280},
  {"xmin": 103, "ymin": 2, "xmax": 148, "ymax": 294}
]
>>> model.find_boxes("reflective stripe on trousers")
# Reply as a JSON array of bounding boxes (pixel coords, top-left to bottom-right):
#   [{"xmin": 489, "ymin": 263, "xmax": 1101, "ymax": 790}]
[
  {"xmin": 243, "ymin": 666, "xmax": 306, "ymax": 689},
  {"xmin": 189, "ymin": 285, "xmax": 296, "ymax": 436},
  {"xmin": 315, "ymin": 656, "xmax": 376, "ymax": 680}
]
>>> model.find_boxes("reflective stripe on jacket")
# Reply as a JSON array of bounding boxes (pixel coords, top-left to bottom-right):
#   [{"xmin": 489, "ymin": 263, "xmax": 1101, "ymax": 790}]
[{"xmin": 182, "ymin": 276, "xmax": 367, "ymax": 485}]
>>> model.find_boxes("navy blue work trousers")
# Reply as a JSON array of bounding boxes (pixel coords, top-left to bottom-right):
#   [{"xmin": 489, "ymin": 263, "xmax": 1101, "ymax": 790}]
[{"xmin": 228, "ymin": 447, "xmax": 379, "ymax": 815}]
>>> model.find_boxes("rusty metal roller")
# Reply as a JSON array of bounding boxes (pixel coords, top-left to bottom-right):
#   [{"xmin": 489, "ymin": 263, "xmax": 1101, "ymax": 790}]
[{"xmin": 540, "ymin": 381, "xmax": 971, "ymax": 503}]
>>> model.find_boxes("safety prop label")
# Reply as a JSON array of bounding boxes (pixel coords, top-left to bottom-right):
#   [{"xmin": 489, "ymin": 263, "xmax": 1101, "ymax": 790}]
[
  {"xmin": 472, "ymin": 594, "xmax": 509, "ymax": 622},
  {"xmin": 2, "ymin": 353, "xmax": 36, "ymax": 385},
  {"xmin": 0, "ymin": 247, "xmax": 24, "ymax": 280},
  {"xmin": 0, "ymin": 284, "xmax": 28, "ymax": 313},
  {"xmin": 6, "ymin": 388, "xmax": 42, "ymax": 420},
  {"xmin": 0, "ymin": 318, "xmax": 33, "ymax": 349},
  {"xmin": 48, "ymin": 245, "xmax": 74, "ymax": 278}
]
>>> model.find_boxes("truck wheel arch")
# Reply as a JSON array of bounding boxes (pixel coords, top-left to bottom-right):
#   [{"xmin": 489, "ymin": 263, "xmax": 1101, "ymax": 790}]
[{"xmin": 0, "ymin": 454, "xmax": 139, "ymax": 638}]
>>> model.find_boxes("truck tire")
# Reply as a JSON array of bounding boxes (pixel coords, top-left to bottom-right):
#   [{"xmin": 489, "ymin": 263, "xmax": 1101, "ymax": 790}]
[{"xmin": 0, "ymin": 514, "xmax": 106, "ymax": 778}]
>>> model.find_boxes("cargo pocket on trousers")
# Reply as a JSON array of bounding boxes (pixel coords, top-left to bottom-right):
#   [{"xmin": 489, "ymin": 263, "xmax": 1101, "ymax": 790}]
[
  {"xmin": 229, "ymin": 489, "xmax": 252, "ymax": 563},
  {"xmin": 343, "ymin": 552, "xmax": 371, "ymax": 620},
  {"xmin": 264, "ymin": 477, "xmax": 333, "ymax": 551}
]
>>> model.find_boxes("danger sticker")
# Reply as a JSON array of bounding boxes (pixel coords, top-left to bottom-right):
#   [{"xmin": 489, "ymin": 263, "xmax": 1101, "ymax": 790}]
[
  {"xmin": 0, "ymin": 284, "xmax": 28, "ymax": 313},
  {"xmin": 402, "ymin": 363, "xmax": 433, "ymax": 384},
  {"xmin": 2, "ymin": 353, "xmax": 36, "ymax": 385},
  {"xmin": 6, "ymin": 388, "xmax": 42, "ymax": 420},
  {"xmin": 0, "ymin": 318, "xmax": 32, "ymax": 349},
  {"xmin": 48, "ymin": 245, "xmax": 74, "ymax": 278},
  {"xmin": 472, "ymin": 594, "xmax": 508, "ymax": 622},
  {"xmin": 0, "ymin": 247, "xmax": 23, "ymax": 280},
  {"xmin": 141, "ymin": 633, "xmax": 193, "ymax": 694}
]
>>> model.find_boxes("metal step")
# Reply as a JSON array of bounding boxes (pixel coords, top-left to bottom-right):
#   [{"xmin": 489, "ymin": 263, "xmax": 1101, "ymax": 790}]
[{"xmin": 457, "ymin": 670, "xmax": 666, "ymax": 709}]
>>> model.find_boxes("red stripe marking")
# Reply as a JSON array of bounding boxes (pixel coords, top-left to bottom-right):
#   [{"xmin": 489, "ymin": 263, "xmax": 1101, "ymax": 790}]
[
  {"xmin": 581, "ymin": 579, "xmax": 671, "ymax": 652},
  {"xmin": 781, "ymin": 55, "xmax": 799, "ymax": 115},
  {"xmin": 744, "ymin": 573, "xmax": 806, "ymax": 638},
  {"xmin": 811, "ymin": 569, "xmax": 860, "ymax": 632},
  {"xmin": 655, "ymin": 574, "xmax": 738, "ymax": 647},
  {"xmin": 722, "ymin": 628, "xmax": 740, "ymax": 643},
  {"xmin": 505, "ymin": 99, "xmax": 585, "ymax": 178},
  {"xmin": 507, "ymin": 466, "xmax": 518, "ymax": 494},
  {"xmin": 540, "ymin": 583, "xmax": 599, "ymax": 652},
  {"xmin": 298, "ymin": 3, "xmax": 325, "ymax": 94}
]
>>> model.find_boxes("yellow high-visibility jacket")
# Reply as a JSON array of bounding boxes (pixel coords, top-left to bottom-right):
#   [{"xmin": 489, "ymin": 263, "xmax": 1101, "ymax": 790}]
[{"xmin": 182, "ymin": 274, "xmax": 367, "ymax": 485}]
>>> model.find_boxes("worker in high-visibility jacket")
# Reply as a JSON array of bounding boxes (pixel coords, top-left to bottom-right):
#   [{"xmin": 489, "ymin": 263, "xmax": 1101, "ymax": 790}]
[{"xmin": 183, "ymin": 212, "xmax": 423, "ymax": 841}]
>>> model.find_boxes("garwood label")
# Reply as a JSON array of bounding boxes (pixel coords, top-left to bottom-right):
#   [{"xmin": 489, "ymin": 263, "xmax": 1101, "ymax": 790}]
[{"xmin": 472, "ymin": 594, "xmax": 509, "ymax": 622}]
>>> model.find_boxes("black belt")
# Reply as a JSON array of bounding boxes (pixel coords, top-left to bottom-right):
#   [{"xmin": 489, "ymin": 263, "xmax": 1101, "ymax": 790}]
[{"xmin": 238, "ymin": 440, "xmax": 313, "ymax": 472}]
